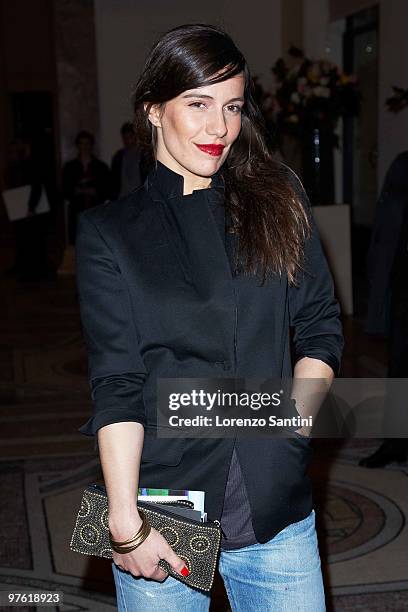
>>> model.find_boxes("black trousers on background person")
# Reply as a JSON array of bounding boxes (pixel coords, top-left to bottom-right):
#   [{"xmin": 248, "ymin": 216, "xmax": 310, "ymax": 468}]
[
  {"xmin": 11, "ymin": 213, "xmax": 52, "ymax": 280},
  {"xmin": 68, "ymin": 200, "xmax": 85, "ymax": 245},
  {"xmin": 388, "ymin": 292, "xmax": 408, "ymax": 378},
  {"xmin": 360, "ymin": 291, "xmax": 408, "ymax": 466},
  {"xmin": 384, "ymin": 289, "xmax": 408, "ymax": 450},
  {"xmin": 361, "ymin": 152, "xmax": 408, "ymax": 467},
  {"xmin": 68, "ymin": 197, "xmax": 100, "ymax": 245}
]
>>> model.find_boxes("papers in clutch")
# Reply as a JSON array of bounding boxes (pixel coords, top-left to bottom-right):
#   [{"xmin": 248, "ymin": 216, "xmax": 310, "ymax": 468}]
[
  {"xmin": 138, "ymin": 488, "xmax": 206, "ymax": 521},
  {"xmin": 2, "ymin": 185, "xmax": 50, "ymax": 221}
]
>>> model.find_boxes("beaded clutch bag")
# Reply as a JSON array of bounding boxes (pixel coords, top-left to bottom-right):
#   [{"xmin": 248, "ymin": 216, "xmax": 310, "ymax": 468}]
[{"xmin": 70, "ymin": 484, "xmax": 221, "ymax": 592}]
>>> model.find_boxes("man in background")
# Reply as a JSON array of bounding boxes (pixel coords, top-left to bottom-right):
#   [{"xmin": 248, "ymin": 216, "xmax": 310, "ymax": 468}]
[
  {"xmin": 361, "ymin": 151, "xmax": 408, "ymax": 467},
  {"xmin": 62, "ymin": 131, "xmax": 110, "ymax": 244},
  {"xmin": 3, "ymin": 137, "xmax": 54, "ymax": 280},
  {"xmin": 110, "ymin": 122, "xmax": 146, "ymax": 199}
]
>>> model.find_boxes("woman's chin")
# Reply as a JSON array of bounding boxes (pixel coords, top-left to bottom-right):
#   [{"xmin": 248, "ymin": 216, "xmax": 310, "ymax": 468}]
[{"xmin": 188, "ymin": 157, "xmax": 224, "ymax": 177}]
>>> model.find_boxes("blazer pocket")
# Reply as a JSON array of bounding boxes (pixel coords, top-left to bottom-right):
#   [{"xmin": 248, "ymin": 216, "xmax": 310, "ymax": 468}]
[{"xmin": 141, "ymin": 436, "xmax": 185, "ymax": 466}]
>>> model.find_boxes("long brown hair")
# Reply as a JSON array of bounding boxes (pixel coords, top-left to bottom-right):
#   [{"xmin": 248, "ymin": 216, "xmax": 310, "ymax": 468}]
[{"xmin": 133, "ymin": 24, "xmax": 310, "ymax": 285}]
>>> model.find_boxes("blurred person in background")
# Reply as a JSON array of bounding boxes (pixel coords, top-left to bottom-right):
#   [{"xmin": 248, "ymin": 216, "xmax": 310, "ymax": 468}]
[
  {"xmin": 361, "ymin": 151, "xmax": 408, "ymax": 467},
  {"xmin": 62, "ymin": 130, "xmax": 110, "ymax": 244},
  {"xmin": 110, "ymin": 122, "xmax": 147, "ymax": 199},
  {"xmin": 3, "ymin": 137, "xmax": 55, "ymax": 281}
]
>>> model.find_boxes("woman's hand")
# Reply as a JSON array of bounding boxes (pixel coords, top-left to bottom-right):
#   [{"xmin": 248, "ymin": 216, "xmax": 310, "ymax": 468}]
[
  {"xmin": 97, "ymin": 423, "xmax": 186, "ymax": 581},
  {"xmin": 109, "ymin": 512, "xmax": 188, "ymax": 581}
]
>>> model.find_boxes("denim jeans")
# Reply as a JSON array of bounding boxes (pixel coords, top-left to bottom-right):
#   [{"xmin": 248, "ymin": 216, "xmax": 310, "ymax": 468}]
[{"xmin": 111, "ymin": 509, "xmax": 325, "ymax": 611}]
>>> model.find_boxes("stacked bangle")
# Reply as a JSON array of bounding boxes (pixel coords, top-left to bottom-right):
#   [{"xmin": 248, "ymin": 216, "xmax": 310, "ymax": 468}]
[{"xmin": 109, "ymin": 510, "xmax": 151, "ymax": 554}]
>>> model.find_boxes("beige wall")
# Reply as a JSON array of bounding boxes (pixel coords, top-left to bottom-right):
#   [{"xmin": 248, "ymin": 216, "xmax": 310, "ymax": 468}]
[
  {"xmin": 281, "ymin": 0, "xmax": 303, "ymax": 56},
  {"xmin": 303, "ymin": 0, "xmax": 329, "ymax": 58},
  {"xmin": 94, "ymin": 0, "xmax": 281, "ymax": 163},
  {"xmin": 329, "ymin": 0, "xmax": 376, "ymax": 21}
]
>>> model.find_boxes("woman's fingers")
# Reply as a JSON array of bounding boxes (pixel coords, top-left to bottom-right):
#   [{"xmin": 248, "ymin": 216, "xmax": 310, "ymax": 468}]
[
  {"xmin": 161, "ymin": 547, "xmax": 190, "ymax": 577},
  {"xmin": 112, "ymin": 527, "xmax": 189, "ymax": 581},
  {"xmin": 149, "ymin": 565, "xmax": 169, "ymax": 582}
]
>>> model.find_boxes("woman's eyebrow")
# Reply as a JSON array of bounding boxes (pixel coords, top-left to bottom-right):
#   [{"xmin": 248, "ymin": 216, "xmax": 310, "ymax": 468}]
[{"xmin": 182, "ymin": 93, "xmax": 245, "ymax": 103}]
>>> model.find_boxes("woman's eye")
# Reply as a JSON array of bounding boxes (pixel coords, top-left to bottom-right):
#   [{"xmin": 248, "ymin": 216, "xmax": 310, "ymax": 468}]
[
  {"xmin": 226, "ymin": 104, "xmax": 243, "ymax": 114},
  {"xmin": 189, "ymin": 102, "xmax": 206, "ymax": 109},
  {"xmin": 188, "ymin": 102, "xmax": 242, "ymax": 113}
]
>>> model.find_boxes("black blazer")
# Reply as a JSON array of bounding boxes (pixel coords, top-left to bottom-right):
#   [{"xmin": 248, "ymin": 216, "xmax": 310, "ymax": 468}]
[{"xmin": 76, "ymin": 161, "xmax": 343, "ymax": 543}]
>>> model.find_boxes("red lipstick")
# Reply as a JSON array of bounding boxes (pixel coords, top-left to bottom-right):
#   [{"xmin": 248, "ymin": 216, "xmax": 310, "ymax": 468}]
[{"xmin": 195, "ymin": 144, "xmax": 225, "ymax": 157}]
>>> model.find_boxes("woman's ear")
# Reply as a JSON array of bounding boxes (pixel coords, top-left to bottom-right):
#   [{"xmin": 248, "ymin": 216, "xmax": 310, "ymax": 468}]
[{"xmin": 146, "ymin": 103, "xmax": 162, "ymax": 129}]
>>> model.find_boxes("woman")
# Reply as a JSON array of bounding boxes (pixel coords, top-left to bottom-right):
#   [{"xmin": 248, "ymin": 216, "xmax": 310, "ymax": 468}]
[{"xmin": 76, "ymin": 24, "xmax": 343, "ymax": 611}]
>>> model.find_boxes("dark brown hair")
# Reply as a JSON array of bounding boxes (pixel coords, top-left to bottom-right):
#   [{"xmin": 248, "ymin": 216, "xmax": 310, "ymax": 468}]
[
  {"xmin": 133, "ymin": 24, "xmax": 310, "ymax": 284},
  {"xmin": 75, "ymin": 130, "xmax": 94, "ymax": 146}
]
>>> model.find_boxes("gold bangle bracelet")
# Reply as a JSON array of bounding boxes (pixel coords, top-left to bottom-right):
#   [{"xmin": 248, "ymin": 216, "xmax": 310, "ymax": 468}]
[
  {"xmin": 111, "ymin": 523, "xmax": 151, "ymax": 554},
  {"xmin": 109, "ymin": 511, "xmax": 151, "ymax": 553},
  {"xmin": 111, "ymin": 521, "xmax": 151, "ymax": 550},
  {"xmin": 109, "ymin": 510, "xmax": 147, "ymax": 546}
]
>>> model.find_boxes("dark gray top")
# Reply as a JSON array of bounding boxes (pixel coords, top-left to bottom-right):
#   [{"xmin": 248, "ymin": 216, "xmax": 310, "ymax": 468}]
[{"xmin": 205, "ymin": 187, "xmax": 257, "ymax": 550}]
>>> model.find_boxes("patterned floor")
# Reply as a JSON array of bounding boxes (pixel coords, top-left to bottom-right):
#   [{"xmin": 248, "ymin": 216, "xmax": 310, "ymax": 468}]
[{"xmin": 0, "ymin": 273, "xmax": 407, "ymax": 611}]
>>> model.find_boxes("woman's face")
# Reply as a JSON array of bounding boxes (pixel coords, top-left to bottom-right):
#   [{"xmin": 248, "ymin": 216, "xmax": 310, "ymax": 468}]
[{"xmin": 148, "ymin": 72, "xmax": 245, "ymax": 193}]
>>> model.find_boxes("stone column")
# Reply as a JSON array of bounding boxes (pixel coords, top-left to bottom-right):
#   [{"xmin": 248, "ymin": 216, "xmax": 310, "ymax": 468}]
[{"xmin": 54, "ymin": 0, "xmax": 100, "ymax": 164}]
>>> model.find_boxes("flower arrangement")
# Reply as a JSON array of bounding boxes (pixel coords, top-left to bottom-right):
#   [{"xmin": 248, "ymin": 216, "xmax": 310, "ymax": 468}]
[
  {"xmin": 269, "ymin": 46, "xmax": 360, "ymax": 140},
  {"xmin": 385, "ymin": 86, "xmax": 408, "ymax": 113}
]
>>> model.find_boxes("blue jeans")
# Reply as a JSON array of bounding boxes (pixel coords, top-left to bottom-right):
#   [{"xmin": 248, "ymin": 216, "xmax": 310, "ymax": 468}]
[{"xmin": 111, "ymin": 509, "xmax": 325, "ymax": 611}]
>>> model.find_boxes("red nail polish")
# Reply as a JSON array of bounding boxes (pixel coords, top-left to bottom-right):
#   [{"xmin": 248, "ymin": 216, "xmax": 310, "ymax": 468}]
[{"xmin": 181, "ymin": 566, "xmax": 189, "ymax": 577}]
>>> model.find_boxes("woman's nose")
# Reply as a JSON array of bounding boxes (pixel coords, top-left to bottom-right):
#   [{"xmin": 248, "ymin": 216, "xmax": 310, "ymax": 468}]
[{"xmin": 206, "ymin": 110, "xmax": 228, "ymax": 138}]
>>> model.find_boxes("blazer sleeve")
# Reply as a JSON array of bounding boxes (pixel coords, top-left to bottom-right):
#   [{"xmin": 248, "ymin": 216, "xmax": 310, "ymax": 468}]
[
  {"xmin": 288, "ymin": 179, "xmax": 344, "ymax": 375},
  {"xmin": 75, "ymin": 211, "xmax": 147, "ymax": 437}
]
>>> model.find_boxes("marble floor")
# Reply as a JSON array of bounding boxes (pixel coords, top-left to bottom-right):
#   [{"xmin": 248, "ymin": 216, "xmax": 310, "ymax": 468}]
[{"xmin": 0, "ymin": 272, "xmax": 407, "ymax": 611}]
